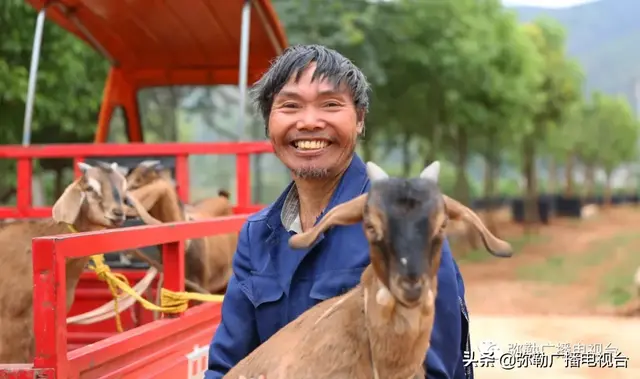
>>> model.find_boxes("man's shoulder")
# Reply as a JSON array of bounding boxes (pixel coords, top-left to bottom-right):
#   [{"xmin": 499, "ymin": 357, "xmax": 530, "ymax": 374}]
[
  {"xmin": 245, "ymin": 181, "xmax": 294, "ymax": 224},
  {"xmin": 246, "ymin": 203, "xmax": 274, "ymax": 223}
]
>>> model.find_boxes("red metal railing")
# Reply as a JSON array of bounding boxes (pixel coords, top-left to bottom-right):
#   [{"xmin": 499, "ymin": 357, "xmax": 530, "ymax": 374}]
[
  {"xmin": 7, "ymin": 215, "xmax": 248, "ymax": 378},
  {"xmin": 0, "ymin": 141, "xmax": 274, "ymax": 218}
]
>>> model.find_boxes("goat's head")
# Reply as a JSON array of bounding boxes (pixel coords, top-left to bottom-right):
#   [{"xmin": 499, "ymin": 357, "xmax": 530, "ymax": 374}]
[
  {"xmin": 289, "ymin": 160, "xmax": 513, "ymax": 308},
  {"xmin": 52, "ymin": 161, "xmax": 129, "ymax": 228},
  {"xmin": 126, "ymin": 160, "xmax": 174, "ymax": 191}
]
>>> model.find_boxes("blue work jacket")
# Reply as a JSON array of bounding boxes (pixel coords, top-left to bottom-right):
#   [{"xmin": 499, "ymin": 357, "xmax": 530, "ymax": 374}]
[{"xmin": 205, "ymin": 154, "xmax": 473, "ymax": 379}]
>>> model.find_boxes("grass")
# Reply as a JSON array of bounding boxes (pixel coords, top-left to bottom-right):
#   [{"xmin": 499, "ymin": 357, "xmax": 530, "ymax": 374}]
[
  {"xmin": 457, "ymin": 233, "xmax": 550, "ymax": 264},
  {"xmin": 513, "ymin": 231, "xmax": 640, "ymax": 306},
  {"xmin": 596, "ymin": 236, "xmax": 640, "ymax": 306},
  {"xmin": 516, "ymin": 232, "xmax": 638, "ymax": 285},
  {"xmin": 517, "ymin": 255, "xmax": 578, "ymax": 284}
]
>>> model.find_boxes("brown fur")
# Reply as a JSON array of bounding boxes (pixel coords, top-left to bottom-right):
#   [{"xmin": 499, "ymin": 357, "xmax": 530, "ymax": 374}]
[
  {"xmin": 0, "ymin": 161, "xmax": 160, "ymax": 363},
  {"xmin": 225, "ymin": 161, "xmax": 512, "ymax": 379},
  {"xmin": 192, "ymin": 189, "xmax": 233, "ymax": 217},
  {"xmin": 125, "ymin": 160, "xmax": 238, "ymax": 294}
]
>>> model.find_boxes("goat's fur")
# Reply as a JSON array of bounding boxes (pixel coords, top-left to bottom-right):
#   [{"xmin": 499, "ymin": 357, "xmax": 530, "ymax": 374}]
[
  {"xmin": 224, "ymin": 161, "xmax": 512, "ymax": 379},
  {"xmin": 125, "ymin": 160, "xmax": 238, "ymax": 294},
  {"xmin": 0, "ymin": 161, "xmax": 160, "ymax": 363}
]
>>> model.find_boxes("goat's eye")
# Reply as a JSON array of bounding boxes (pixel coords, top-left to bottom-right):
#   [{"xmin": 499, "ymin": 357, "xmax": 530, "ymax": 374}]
[{"xmin": 86, "ymin": 186, "xmax": 102, "ymax": 197}]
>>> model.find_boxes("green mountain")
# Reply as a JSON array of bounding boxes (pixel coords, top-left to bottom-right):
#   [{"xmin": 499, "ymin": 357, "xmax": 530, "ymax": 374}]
[{"xmin": 510, "ymin": 0, "xmax": 640, "ymax": 113}]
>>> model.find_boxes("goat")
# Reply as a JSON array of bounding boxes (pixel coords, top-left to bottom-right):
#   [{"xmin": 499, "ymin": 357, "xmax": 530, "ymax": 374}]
[
  {"xmin": 192, "ymin": 189, "xmax": 233, "ymax": 217},
  {"xmin": 0, "ymin": 161, "xmax": 160, "ymax": 363},
  {"xmin": 224, "ymin": 161, "xmax": 512, "ymax": 379},
  {"xmin": 124, "ymin": 160, "xmax": 238, "ymax": 294}
]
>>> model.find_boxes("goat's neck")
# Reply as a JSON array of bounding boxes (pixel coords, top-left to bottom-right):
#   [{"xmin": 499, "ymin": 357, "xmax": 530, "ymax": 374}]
[
  {"xmin": 142, "ymin": 181, "xmax": 185, "ymax": 223},
  {"xmin": 362, "ymin": 268, "xmax": 436, "ymax": 379},
  {"xmin": 64, "ymin": 218, "xmax": 107, "ymax": 312}
]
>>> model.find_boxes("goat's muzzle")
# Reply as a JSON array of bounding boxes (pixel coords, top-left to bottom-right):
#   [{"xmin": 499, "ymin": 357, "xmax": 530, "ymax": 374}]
[
  {"xmin": 390, "ymin": 274, "xmax": 429, "ymax": 309},
  {"xmin": 106, "ymin": 208, "xmax": 126, "ymax": 226},
  {"xmin": 399, "ymin": 278, "xmax": 423, "ymax": 303}
]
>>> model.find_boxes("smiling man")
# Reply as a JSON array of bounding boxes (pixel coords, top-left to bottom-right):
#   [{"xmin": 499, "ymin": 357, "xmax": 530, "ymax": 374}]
[{"xmin": 204, "ymin": 44, "xmax": 473, "ymax": 379}]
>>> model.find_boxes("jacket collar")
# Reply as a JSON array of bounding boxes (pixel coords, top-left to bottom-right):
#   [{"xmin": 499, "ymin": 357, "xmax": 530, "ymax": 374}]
[{"xmin": 265, "ymin": 153, "xmax": 369, "ymax": 236}]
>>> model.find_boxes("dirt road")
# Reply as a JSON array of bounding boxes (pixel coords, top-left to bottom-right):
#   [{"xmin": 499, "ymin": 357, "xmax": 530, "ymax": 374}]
[
  {"xmin": 470, "ymin": 315, "xmax": 639, "ymax": 378},
  {"xmin": 453, "ymin": 207, "xmax": 640, "ymax": 378}
]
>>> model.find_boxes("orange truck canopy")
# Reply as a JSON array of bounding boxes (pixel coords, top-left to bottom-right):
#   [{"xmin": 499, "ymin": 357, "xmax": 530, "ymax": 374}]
[
  {"xmin": 25, "ymin": 0, "xmax": 288, "ymax": 85},
  {"xmin": 23, "ymin": 0, "xmax": 289, "ymax": 142}
]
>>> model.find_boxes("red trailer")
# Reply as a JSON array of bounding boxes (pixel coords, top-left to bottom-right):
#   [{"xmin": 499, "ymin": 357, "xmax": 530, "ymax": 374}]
[{"xmin": 0, "ymin": 0, "xmax": 288, "ymax": 376}]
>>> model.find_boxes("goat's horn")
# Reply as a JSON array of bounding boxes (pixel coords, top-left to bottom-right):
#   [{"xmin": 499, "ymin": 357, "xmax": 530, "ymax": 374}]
[
  {"xmin": 366, "ymin": 161, "xmax": 389, "ymax": 181},
  {"xmin": 77, "ymin": 162, "xmax": 93, "ymax": 174},
  {"xmin": 443, "ymin": 195, "xmax": 513, "ymax": 257},
  {"xmin": 139, "ymin": 160, "xmax": 162, "ymax": 169},
  {"xmin": 419, "ymin": 160, "xmax": 440, "ymax": 183},
  {"xmin": 95, "ymin": 160, "xmax": 113, "ymax": 170},
  {"xmin": 288, "ymin": 194, "xmax": 367, "ymax": 249}
]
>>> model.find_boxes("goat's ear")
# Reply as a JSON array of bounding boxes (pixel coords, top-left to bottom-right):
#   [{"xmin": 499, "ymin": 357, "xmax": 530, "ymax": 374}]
[
  {"xmin": 52, "ymin": 181, "xmax": 87, "ymax": 225},
  {"xmin": 289, "ymin": 194, "xmax": 367, "ymax": 249},
  {"xmin": 419, "ymin": 160, "xmax": 440, "ymax": 183},
  {"xmin": 443, "ymin": 195, "xmax": 513, "ymax": 257},
  {"xmin": 366, "ymin": 161, "xmax": 389, "ymax": 182}
]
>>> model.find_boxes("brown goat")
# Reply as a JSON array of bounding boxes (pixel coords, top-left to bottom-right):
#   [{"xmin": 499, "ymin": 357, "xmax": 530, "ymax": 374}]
[
  {"xmin": 192, "ymin": 188, "xmax": 233, "ymax": 217},
  {"xmin": 225, "ymin": 161, "xmax": 512, "ymax": 379},
  {"xmin": 125, "ymin": 160, "xmax": 238, "ymax": 294},
  {"xmin": 0, "ymin": 161, "xmax": 160, "ymax": 363}
]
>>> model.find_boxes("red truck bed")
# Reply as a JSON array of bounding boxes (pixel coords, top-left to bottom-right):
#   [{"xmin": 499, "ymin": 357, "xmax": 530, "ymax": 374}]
[{"xmin": 0, "ymin": 215, "xmax": 246, "ymax": 378}]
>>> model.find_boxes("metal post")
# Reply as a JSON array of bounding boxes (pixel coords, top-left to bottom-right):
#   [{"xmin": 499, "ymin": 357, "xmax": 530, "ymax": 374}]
[
  {"xmin": 237, "ymin": 0, "xmax": 252, "ymax": 140},
  {"xmin": 22, "ymin": 9, "xmax": 47, "ymax": 146}
]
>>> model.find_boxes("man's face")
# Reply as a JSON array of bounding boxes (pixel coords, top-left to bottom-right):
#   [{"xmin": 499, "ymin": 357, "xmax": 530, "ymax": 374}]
[{"xmin": 268, "ymin": 63, "xmax": 363, "ymax": 179}]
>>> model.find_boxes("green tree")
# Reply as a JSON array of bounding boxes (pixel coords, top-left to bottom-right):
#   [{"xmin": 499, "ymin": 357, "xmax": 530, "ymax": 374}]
[
  {"xmin": 579, "ymin": 92, "xmax": 639, "ymax": 203},
  {"xmin": 521, "ymin": 18, "xmax": 583, "ymax": 224},
  {"xmin": 0, "ymin": 1, "xmax": 108, "ymax": 201}
]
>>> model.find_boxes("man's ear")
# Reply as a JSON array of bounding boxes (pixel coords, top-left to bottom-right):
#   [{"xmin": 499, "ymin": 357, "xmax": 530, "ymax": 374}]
[
  {"xmin": 356, "ymin": 110, "xmax": 366, "ymax": 135},
  {"xmin": 356, "ymin": 121, "xmax": 365, "ymax": 136}
]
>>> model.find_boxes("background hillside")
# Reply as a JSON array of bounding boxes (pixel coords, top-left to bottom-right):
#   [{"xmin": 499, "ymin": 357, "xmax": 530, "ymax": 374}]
[{"xmin": 510, "ymin": 0, "xmax": 640, "ymax": 112}]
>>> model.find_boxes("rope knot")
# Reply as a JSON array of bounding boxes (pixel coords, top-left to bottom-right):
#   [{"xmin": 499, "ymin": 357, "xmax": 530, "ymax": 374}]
[{"xmin": 92, "ymin": 263, "xmax": 110, "ymax": 280}]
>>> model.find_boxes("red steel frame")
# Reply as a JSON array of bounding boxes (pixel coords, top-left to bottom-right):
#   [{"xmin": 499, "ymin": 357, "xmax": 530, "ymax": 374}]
[
  {"xmin": 0, "ymin": 141, "xmax": 274, "ymax": 219},
  {"xmin": 1, "ymin": 215, "xmax": 249, "ymax": 378}
]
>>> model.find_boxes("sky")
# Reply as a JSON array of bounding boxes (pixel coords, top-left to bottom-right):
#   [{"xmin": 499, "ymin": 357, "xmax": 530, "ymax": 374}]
[{"xmin": 501, "ymin": 0, "xmax": 598, "ymax": 8}]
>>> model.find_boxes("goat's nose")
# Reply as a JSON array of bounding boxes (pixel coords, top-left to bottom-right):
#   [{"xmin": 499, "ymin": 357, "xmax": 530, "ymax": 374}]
[{"xmin": 112, "ymin": 208, "xmax": 124, "ymax": 218}]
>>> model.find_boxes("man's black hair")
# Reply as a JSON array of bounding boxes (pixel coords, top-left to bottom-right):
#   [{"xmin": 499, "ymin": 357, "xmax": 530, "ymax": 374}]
[{"xmin": 250, "ymin": 44, "xmax": 371, "ymax": 134}]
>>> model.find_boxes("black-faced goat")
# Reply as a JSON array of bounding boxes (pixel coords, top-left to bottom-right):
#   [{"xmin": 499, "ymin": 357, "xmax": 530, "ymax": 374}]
[{"xmin": 224, "ymin": 160, "xmax": 513, "ymax": 379}]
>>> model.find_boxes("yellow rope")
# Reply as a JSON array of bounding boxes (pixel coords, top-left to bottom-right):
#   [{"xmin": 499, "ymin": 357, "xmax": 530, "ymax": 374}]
[{"xmin": 66, "ymin": 225, "xmax": 224, "ymax": 332}]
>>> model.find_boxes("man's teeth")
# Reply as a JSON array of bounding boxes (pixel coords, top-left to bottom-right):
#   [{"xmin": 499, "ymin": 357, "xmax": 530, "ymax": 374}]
[{"xmin": 295, "ymin": 140, "xmax": 329, "ymax": 150}]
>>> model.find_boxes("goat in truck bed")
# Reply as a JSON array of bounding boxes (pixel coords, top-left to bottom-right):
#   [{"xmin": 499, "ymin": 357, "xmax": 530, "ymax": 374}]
[
  {"xmin": 224, "ymin": 160, "xmax": 513, "ymax": 379},
  {"xmin": 125, "ymin": 160, "xmax": 238, "ymax": 294},
  {"xmin": 0, "ymin": 161, "xmax": 160, "ymax": 363}
]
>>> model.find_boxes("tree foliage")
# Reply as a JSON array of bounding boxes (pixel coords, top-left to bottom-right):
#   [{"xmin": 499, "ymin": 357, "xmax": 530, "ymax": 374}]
[{"xmin": 1, "ymin": 0, "xmax": 639, "ymax": 217}]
